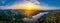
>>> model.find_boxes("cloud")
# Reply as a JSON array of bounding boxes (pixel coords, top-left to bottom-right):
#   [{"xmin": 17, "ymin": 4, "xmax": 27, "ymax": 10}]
[
  {"xmin": 24, "ymin": 0, "xmax": 40, "ymax": 5},
  {"xmin": 0, "ymin": 0, "xmax": 60, "ymax": 10}
]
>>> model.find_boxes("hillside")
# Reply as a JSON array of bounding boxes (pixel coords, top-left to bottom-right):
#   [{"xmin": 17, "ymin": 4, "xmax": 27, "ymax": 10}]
[{"xmin": 38, "ymin": 10, "xmax": 60, "ymax": 23}]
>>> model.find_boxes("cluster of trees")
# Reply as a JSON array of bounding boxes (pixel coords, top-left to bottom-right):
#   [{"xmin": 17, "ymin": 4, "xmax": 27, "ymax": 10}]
[
  {"xmin": 38, "ymin": 10, "xmax": 60, "ymax": 23},
  {"xmin": 0, "ymin": 10, "xmax": 60, "ymax": 23},
  {"xmin": 0, "ymin": 10, "xmax": 23, "ymax": 23}
]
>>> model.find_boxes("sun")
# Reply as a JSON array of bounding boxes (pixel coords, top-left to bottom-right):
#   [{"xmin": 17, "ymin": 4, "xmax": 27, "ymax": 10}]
[
  {"xmin": 13, "ymin": 2, "xmax": 41, "ymax": 19},
  {"xmin": 12, "ymin": 2, "xmax": 41, "ymax": 10}
]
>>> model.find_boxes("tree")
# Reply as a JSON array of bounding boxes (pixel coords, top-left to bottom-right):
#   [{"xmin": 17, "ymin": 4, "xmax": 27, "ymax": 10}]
[{"xmin": 38, "ymin": 10, "xmax": 60, "ymax": 23}]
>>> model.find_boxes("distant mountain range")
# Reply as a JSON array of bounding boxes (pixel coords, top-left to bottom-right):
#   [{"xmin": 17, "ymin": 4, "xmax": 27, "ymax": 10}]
[{"xmin": 0, "ymin": 9, "xmax": 60, "ymax": 15}]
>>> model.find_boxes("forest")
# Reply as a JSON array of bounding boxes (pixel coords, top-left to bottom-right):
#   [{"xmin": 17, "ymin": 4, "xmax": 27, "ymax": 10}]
[{"xmin": 0, "ymin": 10, "xmax": 60, "ymax": 23}]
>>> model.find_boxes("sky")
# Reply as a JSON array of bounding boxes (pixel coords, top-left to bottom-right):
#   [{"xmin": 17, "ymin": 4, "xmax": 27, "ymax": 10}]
[
  {"xmin": 0, "ymin": 0, "xmax": 23, "ymax": 6},
  {"xmin": 0, "ymin": 0, "xmax": 60, "ymax": 9},
  {"xmin": 39, "ymin": 0, "xmax": 60, "ymax": 7}
]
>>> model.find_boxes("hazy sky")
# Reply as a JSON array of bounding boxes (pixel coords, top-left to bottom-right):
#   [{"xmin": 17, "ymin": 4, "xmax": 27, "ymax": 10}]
[{"xmin": 0, "ymin": 0, "xmax": 60, "ymax": 8}]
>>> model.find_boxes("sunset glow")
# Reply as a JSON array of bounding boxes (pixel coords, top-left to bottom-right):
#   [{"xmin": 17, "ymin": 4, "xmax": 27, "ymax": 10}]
[
  {"xmin": 19, "ymin": 2, "xmax": 40, "ymax": 19},
  {"xmin": 18, "ymin": 2, "xmax": 41, "ymax": 10}
]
